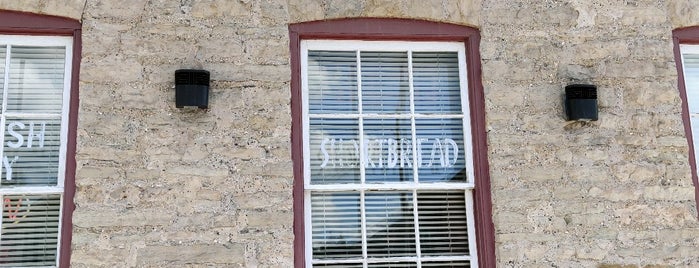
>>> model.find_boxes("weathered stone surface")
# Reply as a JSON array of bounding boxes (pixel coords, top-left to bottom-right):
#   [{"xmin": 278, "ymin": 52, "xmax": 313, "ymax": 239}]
[
  {"xmin": 1, "ymin": 0, "xmax": 697, "ymax": 267},
  {"xmin": 136, "ymin": 244, "xmax": 246, "ymax": 265}
]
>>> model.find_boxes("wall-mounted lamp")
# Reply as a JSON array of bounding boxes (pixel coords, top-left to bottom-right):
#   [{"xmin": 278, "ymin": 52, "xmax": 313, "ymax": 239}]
[
  {"xmin": 175, "ymin": 69, "xmax": 210, "ymax": 109},
  {"xmin": 564, "ymin": 84, "xmax": 597, "ymax": 121}
]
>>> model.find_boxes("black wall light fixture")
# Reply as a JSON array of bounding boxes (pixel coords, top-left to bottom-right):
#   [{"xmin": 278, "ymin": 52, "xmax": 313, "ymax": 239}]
[
  {"xmin": 564, "ymin": 84, "xmax": 598, "ymax": 121},
  {"xmin": 175, "ymin": 69, "xmax": 210, "ymax": 109}
]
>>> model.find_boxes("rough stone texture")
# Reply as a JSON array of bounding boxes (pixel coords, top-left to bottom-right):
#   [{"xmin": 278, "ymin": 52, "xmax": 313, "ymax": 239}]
[
  {"xmin": 0, "ymin": 0, "xmax": 698, "ymax": 267},
  {"xmin": 0, "ymin": 0, "xmax": 85, "ymax": 19},
  {"xmin": 481, "ymin": 0, "xmax": 699, "ymax": 267}
]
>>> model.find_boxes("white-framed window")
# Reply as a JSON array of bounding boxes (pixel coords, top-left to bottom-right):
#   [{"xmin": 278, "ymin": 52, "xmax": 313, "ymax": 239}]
[
  {"xmin": 0, "ymin": 35, "xmax": 73, "ymax": 267},
  {"xmin": 301, "ymin": 40, "xmax": 478, "ymax": 267}
]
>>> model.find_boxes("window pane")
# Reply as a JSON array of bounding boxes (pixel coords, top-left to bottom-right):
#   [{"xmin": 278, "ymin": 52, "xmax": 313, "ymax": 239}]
[
  {"xmin": 418, "ymin": 191, "xmax": 469, "ymax": 256},
  {"xmin": 7, "ymin": 46, "xmax": 65, "ymax": 114},
  {"xmin": 312, "ymin": 192, "xmax": 362, "ymax": 259},
  {"xmin": 413, "ymin": 52, "xmax": 462, "ymax": 114},
  {"xmin": 0, "ymin": 194, "xmax": 60, "ymax": 267},
  {"xmin": 690, "ymin": 117, "xmax": 699, "ymax": 170},
  {"xmin": 308, "ymin": 51, "xmax": 358, "ymax": 114},
  {"xmin": 364, "ymin": 118, "xmax": 414, "ymax": 183},
  {"xmin": 361, "ymin": 52, "xmax": 409, "ymax": 114},
  {"xmin": 369, "ymin": 262, "xmax": 417, "ymax": 268},
  {"xmin": 0, "ymin": 45, "xmax": 5, "ymax": 104},
  {"xmin": 1, "ymin": 117, "xmax": 61, "ymax": 186},
  {"xmin": 422, "ymin": 261, "xmax": 471, "ymax": 267},
  {"xmin": 365, "ymin": 191, "xmax": 416, "ymax": 258},
  {"xmin": 315, "ymin": 263, "xmax": 364, "ymax": 268},
  {"xmin": 684, "ymin": 53, "xmax": 699, "ymax": 114},
  {"xmin": 310, "ymin": 118, "xmax": 360, "ymax": 184},
  {"xmin": 415, "ymin": 118, "xmax": 466, "ymax": 182}
]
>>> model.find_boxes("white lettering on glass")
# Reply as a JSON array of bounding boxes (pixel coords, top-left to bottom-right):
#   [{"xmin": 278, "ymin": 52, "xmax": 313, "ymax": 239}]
[
  {"xmin": 27, "ymin": 122, "xmax": 46, "ymax": 148},
  {"xmin": 3, "ymin": 121, "xmax": 48, "ymax": 181},
  {"xmin": 3, "ymin": 155, "xmax": 18, "ymax": 181},
  {"xmin": 318, "ymin": 136, "xmax": 460, "ymax": 169},
  {"xmin": 6, "ymin": 122, "xmax": 25, "ymax": 149}
]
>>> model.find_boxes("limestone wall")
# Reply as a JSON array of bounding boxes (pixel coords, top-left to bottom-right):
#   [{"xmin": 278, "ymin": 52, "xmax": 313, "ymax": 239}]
[{"xmin": 0, "ymin": 0, "xmax": 697, "ymax": 267}]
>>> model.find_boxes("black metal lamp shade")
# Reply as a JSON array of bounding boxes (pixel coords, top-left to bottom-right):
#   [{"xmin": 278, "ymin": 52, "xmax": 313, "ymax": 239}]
[
  {"xmin": 564, "ymin": 84, "xmax": 598, "ymax": 121},
  {"xmin": 175, "ymin": 69, "xmax": 210, "ymax": 109}
]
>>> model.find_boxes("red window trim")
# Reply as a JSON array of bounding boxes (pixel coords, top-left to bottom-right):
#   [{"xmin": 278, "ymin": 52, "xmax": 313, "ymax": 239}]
[
  {"xmin": 673, "ymin": 26, "xmax": 699, "ymax": 218},
  {"xmin": 288, "ymin": 18, "xmax": 495, "ymax": 267},
  {"xmin": 0, "ymin": 9, "xmax": 81, "ymax": 268}
]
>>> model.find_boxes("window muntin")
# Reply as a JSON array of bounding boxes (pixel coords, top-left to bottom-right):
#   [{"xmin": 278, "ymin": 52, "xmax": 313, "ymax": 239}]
[
  {"xmin": 302, "ymin": 40, "xmax": 477, "ymax": 267},
  {"xmin": 0, "ymin": 35, "xmax": 72, "ymax": 268}
]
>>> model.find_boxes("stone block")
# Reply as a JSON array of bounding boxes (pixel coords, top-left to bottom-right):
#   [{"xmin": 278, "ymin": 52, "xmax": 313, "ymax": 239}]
[{"xmin": 136, "ymin": 244, "xmax": 246, "ymax": 265}]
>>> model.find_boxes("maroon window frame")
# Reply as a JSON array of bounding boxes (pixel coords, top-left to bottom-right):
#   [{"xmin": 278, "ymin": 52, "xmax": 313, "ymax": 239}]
[
  {"xmin": 673, "ymin": 26, "xmax": 699, "ymax": 218},
  {"xmin": 288, "ymin": 18, "xmax": 495, "ymax": 267},
  {"xmin": 0, "ymin": 10, "xmax": 81, "ymax": 267}
]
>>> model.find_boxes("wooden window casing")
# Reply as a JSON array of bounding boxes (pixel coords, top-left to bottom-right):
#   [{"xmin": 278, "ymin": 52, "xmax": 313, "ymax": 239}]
[{"xmin": 289, "ymin": 19, "xmax": 495, "ymax": 268}]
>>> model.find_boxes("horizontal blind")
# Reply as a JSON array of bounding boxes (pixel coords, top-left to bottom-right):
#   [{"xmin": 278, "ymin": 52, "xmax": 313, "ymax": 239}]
[
  {"xmin": 361, "ymin": 52, "xmax": 410, "ymax": 114},
  {"xmin": 315, "ymin": 261, "xmax": 471, "ymax": 268},
  {"xmin": 7, "ymin": 46, "xmax": 65, "ymax": 114},
  {"xmin": 365, "ymin": 191, "xmax": 416, "ymax": 258},
  {"xmin": 0, "ymin": 46, "xmax": 5, "ymax": 99},
  {"xmin": 683, "ymin": 51, "xmax": 699, "ymax": 173},
  {"xmin": 305, "ymin": 44, "xmax": 475, "ymax": 267},
  {"xmin": 0, "ymin": 194, "xmax": 61, "ymax": 267},
  {"xmin": 364, "ymin": 119, "xmax": 414, "ymax": 183},
  {"xmin": 2, "ymin": 118, "xmax": 61, "ymax": 186},
  {"xmin": 422, "ymin": 261, "xmax": 471, "ymax": 267},
  {"xmin": 308, "ymin": 51, "xmax": 358, "ymax": 114},
  {"xmin": 413, "ymin": 52, "xmax": 461, "ymax": 114},
  {"xmin": 415, "ymin": 118, "xmax": 466, "ymax": 182},
  {"xmin": 311, "ymin": 192, "xmax": 362, "ymax": 259},
  {"xmin": 417, "ymin": 191, "xmax": 469, "ymax": 256},
  {"xmin": 314, "ymin": 264, "xmax": 364, "ymax": 268},
  {"xmin": 309, "ymin": 118, "xmax": 360, "ymax": 184}
]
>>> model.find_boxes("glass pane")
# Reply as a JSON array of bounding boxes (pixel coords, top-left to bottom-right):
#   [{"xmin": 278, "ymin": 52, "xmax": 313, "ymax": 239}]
[
  {"xmin": 0, "ymin": 194, "xmax": 60, "ymax": 267},
  {"xmin": 369, "ymin": 263, "xmax": 417, "ymax": 268},
  {"xmin": 415, "ymin": 118, "xmax": 466, "ymax": 182},
  {"xmin": 308, "ymin": 50, "xmax": 358, "ymax": 114},
  {"xmin": 364, "ymin": 118, "xmax": 414, "ymax": 183},
  {"xmin": 413, "ymin": 52, "xmax": 462, "ymax": 114},
  {"xmin": 422, "ymin": 261, "xmax": 471, "ymax": 267},
  {"xmin": 1, "ymin": 117, "xmax": 61, "ymax": 186},
  {"xmin": 361, "ymin": 52, "xmax": 409, "ymax": 114},
  {"xmin": 691, "ymin": 117, "xmax": 699, "ymax": 171},
  {"xmin": 315, "ymin": 264, "xmax": 364, "ymax": 268},
  {"xmin": 365, "ymin": 191, "xmax": 416, "ymax": 258},
  {"xmin": 684, "ymin": 53, "xmax": 699, "ymax": 114},
  {"xmin": 311, "ymin": 192, "xmax": 362, "ymax": 260},
  {"xmin": 7, "ymin": 46, "xmax": 66, "ymax": 113},
  {"xmin": 417, "ymin": 191, "xmax": 469, "ymax": 256},
  {"xmin": 310, "ymin": 118, "xmax": 360, "ymax": 184},
  {"xmin": 0, "ymin": 45, "xmax": 5, "ymax": 109}
]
